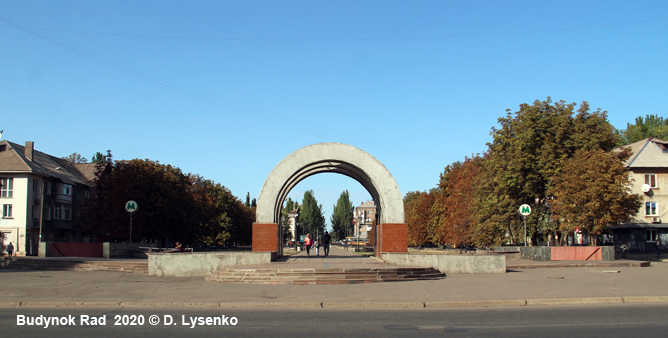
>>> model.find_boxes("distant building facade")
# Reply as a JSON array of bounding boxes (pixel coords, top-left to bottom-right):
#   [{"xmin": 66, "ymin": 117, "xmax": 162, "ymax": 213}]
[
  {"xmin": 0, "ymin": 140, "xmax": 94, "ymax": 256},
  {"xmin": 287, "ymin": 210, "xmax": 298, "ymax": 241},
  {"xmin": 611, "ymin": 137, "xmax": 667, "ymax": 253},
  {"xmin": 354, "ymin": 200, "xmax": 376, "ymax": 240}
]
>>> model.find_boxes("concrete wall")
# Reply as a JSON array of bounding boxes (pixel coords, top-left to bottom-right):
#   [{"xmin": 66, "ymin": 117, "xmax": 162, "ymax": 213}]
[
  {"xmin": 103, "ymin": 242, "xmax": 157, "ymax": 259},
  {"xmin": 382, "ymin": 253, "xmax": 506, "ymax": 274},
  {"xmin": 520, "ymin": 247, "xmax": 552, "ymax": 261},
  {"xmin": 38, "ymin": 242, "xmax": 156, "ymax": 258},
  {"xmin": 492, "ymin": 246, "xmax": 522, "ymax": 253},
  {"xmin": 148, "ymin": 252, "xmax": 274, "ymax": 277}
]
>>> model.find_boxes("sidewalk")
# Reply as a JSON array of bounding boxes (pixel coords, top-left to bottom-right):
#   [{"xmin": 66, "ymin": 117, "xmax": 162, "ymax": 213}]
[{"xmin": 1, "ymin": 246, "xmax": 667, "ymax": 309}]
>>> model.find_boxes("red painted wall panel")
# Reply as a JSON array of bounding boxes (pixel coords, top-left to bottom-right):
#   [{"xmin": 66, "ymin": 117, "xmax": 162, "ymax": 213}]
[
  {"xmin": 551, "ymin": 246, "xmax": 602, "ymax": 261},
  {"xmin": 252, "ymin": 223, "xmax": 278, "ymax": 252},
  {"xmin": 51, "ymin": 243, "xmax": 103, "ymax": 258}
]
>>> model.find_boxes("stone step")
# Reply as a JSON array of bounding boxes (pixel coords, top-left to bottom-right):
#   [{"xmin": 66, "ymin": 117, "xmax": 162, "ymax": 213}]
[
  {"xmin": 206, "ymin": 266, "xmax": 445, "ymax": 284},
  {"xmin": 3, "ymin": 258, "xmax": 148, "ymax": 273}
]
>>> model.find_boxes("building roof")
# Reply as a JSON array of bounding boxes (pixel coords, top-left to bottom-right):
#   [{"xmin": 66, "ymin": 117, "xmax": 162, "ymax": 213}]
[
  {"xmin": 0, "ymin": 140, "xmax": 91, "ymax": 186},
  {"xmin": 73, "ymin": 163, "xmax": 99, "ymax": 182},
  {"xmin": 623, "ymin": 137, "xmax": 668, "ymax": 168},
  {"xmin": 358, "ymin": 200, "xmax": 376, "ymax": 209}
]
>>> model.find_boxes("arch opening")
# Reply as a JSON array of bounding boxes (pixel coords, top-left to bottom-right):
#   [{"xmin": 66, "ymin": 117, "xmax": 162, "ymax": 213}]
[
  {"xmin": 272, "ymin": 160, "xmax": 383, "ymax": 227},
  {"xmin": 253, "ymin": 143, "xmax": 407, "ymax": 258}
]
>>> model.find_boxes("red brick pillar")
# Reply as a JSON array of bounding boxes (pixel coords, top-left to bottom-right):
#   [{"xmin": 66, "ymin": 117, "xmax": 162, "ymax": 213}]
[
  {"xmin": 376, "ymin": 223, "xmax": 408, "ymax": 257},
  {"xmin": 252, "ymin": 223, "xmax": 278, "ymax": 253}
]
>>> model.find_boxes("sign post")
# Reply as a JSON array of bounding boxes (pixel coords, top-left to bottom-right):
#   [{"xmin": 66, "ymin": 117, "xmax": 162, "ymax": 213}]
[
  {"xmin": 518, "ymin": 204, "xmax": 532, "ymax": 247},
  {"xmin": 125, "ymin": 200, "xmax": 138, "ymax": 243}
]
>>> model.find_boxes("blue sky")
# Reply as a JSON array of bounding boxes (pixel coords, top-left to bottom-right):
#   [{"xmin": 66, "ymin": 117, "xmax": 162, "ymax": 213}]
[{"xmin": 2, "ymin": 1, "xmax": 667, "ymax": 226}]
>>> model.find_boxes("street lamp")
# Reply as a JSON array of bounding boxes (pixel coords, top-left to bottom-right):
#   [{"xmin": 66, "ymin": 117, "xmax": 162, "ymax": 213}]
[
  {"xmin": 357, "ymin": 215, "xmax": 363, "ymax": 252},
  {"xmin": 295, "ymin": 219, "xmax": 299, "ymax": 251}
]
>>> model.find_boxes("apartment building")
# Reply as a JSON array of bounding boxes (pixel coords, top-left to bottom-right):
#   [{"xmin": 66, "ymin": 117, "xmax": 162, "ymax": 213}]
[
  {"xmin": 611, "ymin": 137, "xmax": 667, "ymax": 253},
  {"xmin": 0, "ymin": 140, "xmax": 94, "ymax": 256},
  {"xmin": 353, "ymin": 200, "xmax": 376, "ymax": 240}
]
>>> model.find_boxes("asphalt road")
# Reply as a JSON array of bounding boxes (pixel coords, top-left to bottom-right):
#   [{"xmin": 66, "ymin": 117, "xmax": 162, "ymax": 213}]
[{"xmin": 2, "ymin": 304, "xmax": 667, "ymax": 337}]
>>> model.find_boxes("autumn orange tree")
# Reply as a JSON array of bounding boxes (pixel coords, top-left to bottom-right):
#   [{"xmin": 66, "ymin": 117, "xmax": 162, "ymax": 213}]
[
  {"xmin": 404, "ymin": 98, "xmax": 634, "ymax": 248},
  {"xmin": 404, "ymin": 190, "xmax": 436, "ymax": 246},
  {"xmin": 431, "ymin": 157, "xmax": 483, "ymax": 247},
  {"xmin": 548, "ymin": 148, "xmax": 642, "ymax": 244}
]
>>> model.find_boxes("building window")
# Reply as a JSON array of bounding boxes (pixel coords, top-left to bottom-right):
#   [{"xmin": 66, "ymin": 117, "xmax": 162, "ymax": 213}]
[
  {"xmin": 645, "ymin": 202, "xmax": 659, "ymax": 216},
  {"xmin": 45, "ymin": 182, "xmax": 52, "ymax": 195},
  {"xmin": 54, "ymin": 203, "xmax": 72, "ymax": 220},
  {"xmin": 63, "ymin": 184, "xmax": 73, "ymax": 196},
  {"xmin": 647, "ymin": 229, "xmax": 658, "ymax": 242},
  {"xmin": 0, "ymin": 177, "xmax": 13, "ymax": 198},
  {"xmin": 32, "ymin": 205, "xmax": 38, "ymax": 218},
  {"xmin": 2, "ymin": 204, "xmax": 12, "ymax": 218},
  {"xmin": 44, "ymin": 206, "xmax": 51, "ymax": 220},
  {"xmin": 645, "ymin": 174, "xmax": 658, "ymax": 188}
]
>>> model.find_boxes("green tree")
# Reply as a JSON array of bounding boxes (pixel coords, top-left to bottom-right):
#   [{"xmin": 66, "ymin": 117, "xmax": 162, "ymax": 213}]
[
  {"xmin": 80, "ymin": 159, "xmax": 196, "ymax": 244},
  {"xmin": 91, "ymin": 150, "xmax": 112, "ymax": 164},
  {"xmin": 62, "ymin": 153, "xmax": 87, "ymax": 164},
  {"xmin": 300, "ymin": 190, "xmax": 325, "ymax": 239},
  {"xmin": 330, "ymin": 190, "xmax": 354, "ymax": 240},
  {"xmin": 92, "ymin": 152, "xmax": 105, "ymax": 164},
  {"xmin": 188, "ymin": 175, "xmax": 253, "ymax": 246},
  {"xmin": 618, "ymin": 115, "xmax": 668, "ymax": 144},
  {"xmin": 79, "ymin": 159, "xmax": 254, "ymax": 246},
  {"xmin": 243, "ymin": 193, "xmax": 257, "ymax": 208},
  {"xmin": 475, "ymin": 98, "xmax": 620, "ymax": 246},
  {"xmin": 548, "ymin": 148, "xmax": 642, "ymax": 244}
]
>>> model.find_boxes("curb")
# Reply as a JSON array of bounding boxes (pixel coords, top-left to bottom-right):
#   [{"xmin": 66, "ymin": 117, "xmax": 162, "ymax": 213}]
[
  {"xmin": 425, "ymin": 300, "xmax": 527, "ymax": 308},
  {"xmin": 3, "ymin": 296, "xmax": 668, "ymax": 309},
  {"xmin": 18, "ymin": 302, "xmax": 122, "ymax": 308},
  {"xmin": 622, "ymin": 296, "xmax": 668, "ymax": 303},
  {"xmin": 525, "ymin": 297, "xmax": 624, "ymax": 306}
]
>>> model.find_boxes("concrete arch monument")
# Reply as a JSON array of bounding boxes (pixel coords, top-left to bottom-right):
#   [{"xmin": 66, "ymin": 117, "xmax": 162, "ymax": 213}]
[{"xmin": 253, "ymin": 143, "xmax": 407, "ymax": 258}]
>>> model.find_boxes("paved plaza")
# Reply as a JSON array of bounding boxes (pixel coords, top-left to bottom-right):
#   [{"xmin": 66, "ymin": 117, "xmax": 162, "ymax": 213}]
[{"xmin": 1, "ymin": 246, "xmax": 667, "ymax": 308}]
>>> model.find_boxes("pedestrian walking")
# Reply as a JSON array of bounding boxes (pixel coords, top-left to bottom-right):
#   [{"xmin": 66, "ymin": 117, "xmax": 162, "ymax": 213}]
[
  {"xmin": 620, "ymin": 243, "xmax": 628, "ymax": 259},
  {"xmin": 6, "ymin": 242, "xmax": 14, "ymax": 257},
  {"xmin": 304, "ymin": 234, "xmax": 313, "ymax": 256},
  {"xmin": 316, "ymin": 241, "xmax": 321, "ymax": 256},
  {"xmin": 323, "ymin": 231, "xmax": 331, "ymax": 256},
  {"xmin": 656, "ymin": 239, "xmax": 661, "ymax": 258}
]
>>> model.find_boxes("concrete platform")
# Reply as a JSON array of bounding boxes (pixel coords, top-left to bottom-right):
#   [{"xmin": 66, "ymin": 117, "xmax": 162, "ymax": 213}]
[
  {"xmin": 506, "ymin": 258, "xmax": 651, "ymax": 270},
  {"xmin": 205, "ymin": 247, "xmax": 445, "ymax": 284},
  {"xmin": 1, "ymin": 257, "xmax": 666, "ymax": 309}
]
